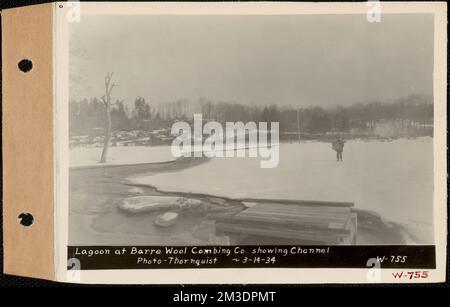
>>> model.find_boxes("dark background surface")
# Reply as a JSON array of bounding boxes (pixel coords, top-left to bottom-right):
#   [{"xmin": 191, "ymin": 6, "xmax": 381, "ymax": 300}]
[{"xmin": 0, "ymin": 0, "xmax": 448, "ymax": 290}]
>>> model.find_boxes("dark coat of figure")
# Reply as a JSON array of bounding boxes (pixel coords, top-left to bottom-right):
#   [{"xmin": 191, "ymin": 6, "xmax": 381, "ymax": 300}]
[{"xmin": 332, "ymin": 138, "xmax": 345, "ymax": 161}]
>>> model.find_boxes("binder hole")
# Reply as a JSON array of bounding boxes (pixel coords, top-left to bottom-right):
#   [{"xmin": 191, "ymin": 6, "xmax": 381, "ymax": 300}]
[
  {"xmin": 18, "ymin": 213, "xmax": 34, "ymax": 227},
  {"xmin": 18, "ymin": 59, "xmax": 33, "ymax": 73}
]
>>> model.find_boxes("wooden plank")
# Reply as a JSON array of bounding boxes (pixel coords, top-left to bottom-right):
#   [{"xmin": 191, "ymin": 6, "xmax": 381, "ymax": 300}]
[
  {"xmin": 239, "ymin": 208, "xmax": 350, "ymax": 220},
  {"xmin": 247, "ymin": 203, "xmax": 351, "ymax": 214},
  {"xmin": 237, "ymin": 211, "xmax": 349, "ymax": 226},
  {"xmin": 216, "ymin": 223, "xmax": 345, "ymax": 244},
  {"xmin": 237, "ymin": 198, "xmax": 354, "ymax": 208},
  {"xmin": 216, "ymin": 222, "xmax": 346, "ymax": 235},
  {"xmin": 211, "ymin": 214, "xmax": 351, "ymax": 234},
  {"xmin": 239, "ymin": 203, "xmax": 350, "ymax": 221},
  {"xmin": 209, "ymin": 210, "xmax": 350, "ymax": 230},
  {"xmin": 235, "ymin": 216, "xmax": 346, "ymax": 230}
]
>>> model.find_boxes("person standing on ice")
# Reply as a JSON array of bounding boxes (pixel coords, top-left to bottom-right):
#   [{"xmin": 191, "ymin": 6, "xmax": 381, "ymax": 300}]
[{"xmin": 332, "ymin": 137, "xmax": 345, "ymax": 162}]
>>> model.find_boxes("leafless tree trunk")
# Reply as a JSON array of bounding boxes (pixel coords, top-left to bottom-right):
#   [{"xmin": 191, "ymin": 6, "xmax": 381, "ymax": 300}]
[{"xmin": 99, "ymin": 72, "xmax": 118, "ymax": 163}]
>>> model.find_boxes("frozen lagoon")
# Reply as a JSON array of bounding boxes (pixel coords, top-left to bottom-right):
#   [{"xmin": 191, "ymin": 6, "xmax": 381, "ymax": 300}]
[{"xmin": 130, "ymin": 137, "xmax": 434, "ymax": 244}]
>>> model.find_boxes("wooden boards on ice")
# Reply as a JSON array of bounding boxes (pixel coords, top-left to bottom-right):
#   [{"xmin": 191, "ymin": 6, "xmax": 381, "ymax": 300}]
[{"xmin": 208, "ymin": 200, "xmax": 357, "ymax": 245}]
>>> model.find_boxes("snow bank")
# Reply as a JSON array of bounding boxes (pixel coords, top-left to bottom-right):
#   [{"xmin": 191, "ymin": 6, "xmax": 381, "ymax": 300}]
[
  {"xmin": 70, "ymin": 146, "xmax": 176, "ymax": 168},
  {"xmin": 131, "ymin": 137, "xmax": 434, "ymax": 243}
]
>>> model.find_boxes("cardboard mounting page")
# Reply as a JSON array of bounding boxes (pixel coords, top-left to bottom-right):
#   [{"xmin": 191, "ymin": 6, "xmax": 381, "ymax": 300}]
[
  {"xmin": 2, "ymin": 3, "xmax": 54, "ymax": 281},
  {"xmin": 3, "ymin": 2, "xmax": 447, "ymax": 284}
]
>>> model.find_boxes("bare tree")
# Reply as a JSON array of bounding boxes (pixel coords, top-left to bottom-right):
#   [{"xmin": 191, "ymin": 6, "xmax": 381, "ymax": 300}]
[{"xmin": 99, "ymin": 72, "xmax": 118, "ymax": 163}]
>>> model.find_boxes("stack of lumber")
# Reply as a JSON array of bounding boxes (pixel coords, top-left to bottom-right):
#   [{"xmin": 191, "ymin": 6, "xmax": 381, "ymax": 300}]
[{"xmin": 208, "ymin": 199, "xmax": 357, "ymax": 245}]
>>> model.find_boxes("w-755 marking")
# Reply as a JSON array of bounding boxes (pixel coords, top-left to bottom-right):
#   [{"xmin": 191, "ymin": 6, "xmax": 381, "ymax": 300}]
[
  {"xmin": 376, "ymin": 255, "xmax": 408, "ymax": 263},
  {"xmin": 392, "ymin": 271, "xmax": 429, "ymax": 279}
]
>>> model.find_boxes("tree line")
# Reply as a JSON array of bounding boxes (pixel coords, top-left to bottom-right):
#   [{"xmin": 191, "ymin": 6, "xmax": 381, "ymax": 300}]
[{"xmin": 69, "ymin": 94, "xmax": 433, "ymax": 137}]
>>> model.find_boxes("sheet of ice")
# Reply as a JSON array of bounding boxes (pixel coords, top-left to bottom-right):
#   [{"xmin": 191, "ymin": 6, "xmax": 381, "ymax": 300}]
[
  {"xmin": 70, "ymin": 146, "xmax": 175, "ymax": 167},
  {"xmin": 131, "ymin": 138, "xmax": 434, "ymax": 243}
]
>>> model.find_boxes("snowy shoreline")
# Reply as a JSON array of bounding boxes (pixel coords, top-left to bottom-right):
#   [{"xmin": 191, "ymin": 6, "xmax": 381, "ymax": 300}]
[{"xmin": 69, "ymin": 145, "xmax": 176, "ymax": 168}]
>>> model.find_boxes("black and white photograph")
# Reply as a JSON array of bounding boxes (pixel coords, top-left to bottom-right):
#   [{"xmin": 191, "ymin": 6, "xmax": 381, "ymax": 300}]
[
  {"xmin": 69, "ymin": 12, "xmax": 434, "ymax": 244},
  {"xmin": 60, "ymin": 2, "xmax": 446, "ymax": 281}
]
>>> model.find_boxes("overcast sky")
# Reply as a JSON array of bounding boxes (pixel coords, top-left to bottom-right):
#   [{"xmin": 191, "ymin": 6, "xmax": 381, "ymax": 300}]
[{"xmin": 70, "ymin": 14, "xmax": 434, "ymax": 107}]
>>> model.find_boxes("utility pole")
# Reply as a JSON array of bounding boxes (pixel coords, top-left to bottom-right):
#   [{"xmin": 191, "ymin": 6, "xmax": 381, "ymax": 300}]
[{"xmin": 297, "ymin": 108, "xmax": 301, "ymax": 143}]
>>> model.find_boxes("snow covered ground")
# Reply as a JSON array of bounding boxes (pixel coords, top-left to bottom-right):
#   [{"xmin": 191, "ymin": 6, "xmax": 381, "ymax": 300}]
[
  {"xmin": 130, "ymin": 137, "xmax": 434, "ymax": 244},
  {"xmin": 70, "ymin": 146, "xmax": 175, "ymax": 168}
]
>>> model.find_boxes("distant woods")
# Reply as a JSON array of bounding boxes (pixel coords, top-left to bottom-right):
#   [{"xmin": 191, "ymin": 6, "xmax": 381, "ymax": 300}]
[{"xmin": 69, "ymin": 94, "xmax": 433, "ymax": 138}]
